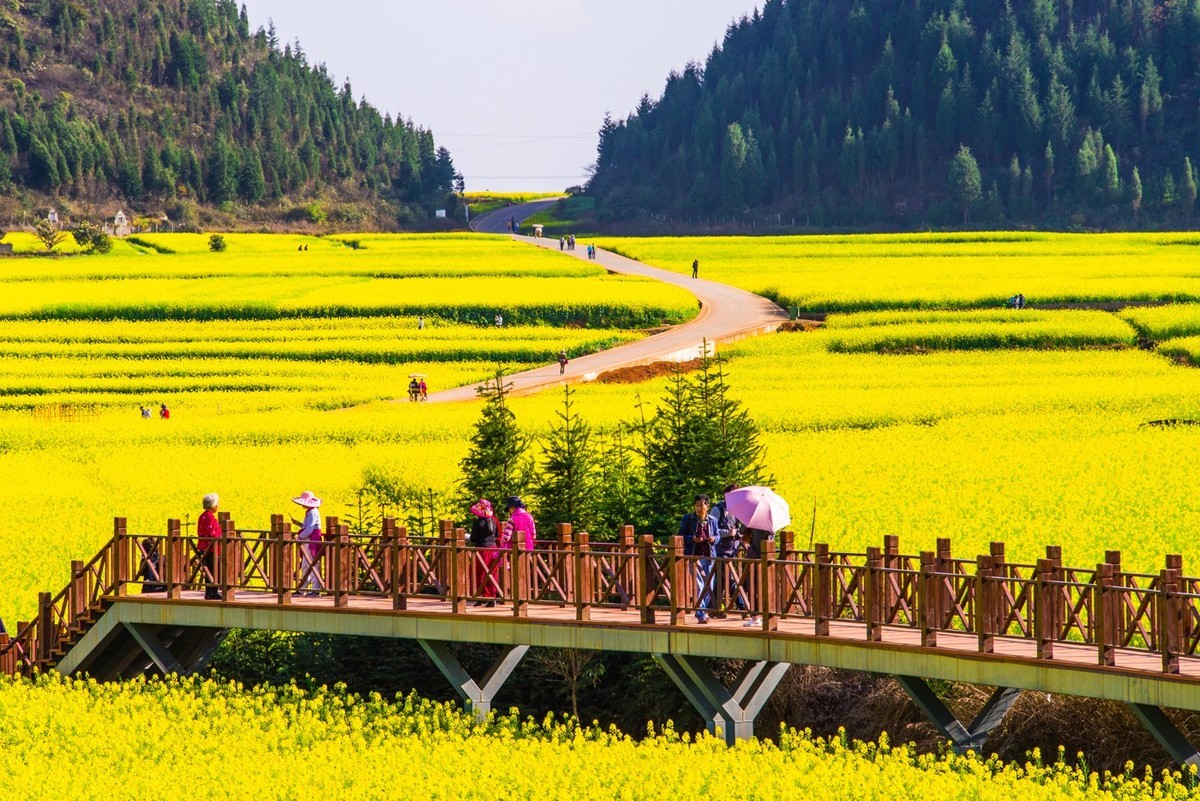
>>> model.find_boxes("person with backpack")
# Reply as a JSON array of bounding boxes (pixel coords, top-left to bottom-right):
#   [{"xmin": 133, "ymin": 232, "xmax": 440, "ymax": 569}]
[
  {"xmin": 678, "ymin": 494, "xmax": 721, "ymax": 624},
  {"xmin": 712, "ymin": 484, "xmax": 742, "ymax": 618},
  {"xmin": 557, "ymin": 350, "xmax": 569, "ymax": 375}
]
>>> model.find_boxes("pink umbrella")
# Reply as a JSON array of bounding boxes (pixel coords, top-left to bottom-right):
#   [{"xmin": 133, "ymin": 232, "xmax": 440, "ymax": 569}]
[{"xmin": 723, "ymin": 486, "xmax": 791, "ymax": 532}]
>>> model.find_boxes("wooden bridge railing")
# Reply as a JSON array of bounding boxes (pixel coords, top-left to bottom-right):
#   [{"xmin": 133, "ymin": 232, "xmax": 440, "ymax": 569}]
[{"xmin": 6, "ymin": 517, "xmax": 1200, "ymax": 679}]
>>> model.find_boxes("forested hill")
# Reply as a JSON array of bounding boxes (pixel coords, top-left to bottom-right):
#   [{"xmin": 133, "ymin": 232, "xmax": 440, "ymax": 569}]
[
  {"xmin": 0, "ymin": 0, "xmax": 459, "ymax": 227},
  {"xmin": 587, "ymin": 0, "xmax": 1200, "ymax": 230}
]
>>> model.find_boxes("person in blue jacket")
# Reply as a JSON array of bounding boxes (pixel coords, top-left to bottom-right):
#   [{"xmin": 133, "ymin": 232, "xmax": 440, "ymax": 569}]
[{"xmin": 678, "ymin": 494, "xmax": 721, "ymax": 624}]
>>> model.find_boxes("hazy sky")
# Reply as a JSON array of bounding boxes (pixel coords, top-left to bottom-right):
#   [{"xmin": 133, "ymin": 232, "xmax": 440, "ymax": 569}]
[{"xmin": 244, "ymin": 1, "xmax": 759, "ymax": 193}]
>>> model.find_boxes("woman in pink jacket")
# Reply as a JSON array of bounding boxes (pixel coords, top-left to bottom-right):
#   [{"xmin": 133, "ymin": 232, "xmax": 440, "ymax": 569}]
[{"xmin": 501, "ymin": 496, "xmax": 536, "ymax": 550}]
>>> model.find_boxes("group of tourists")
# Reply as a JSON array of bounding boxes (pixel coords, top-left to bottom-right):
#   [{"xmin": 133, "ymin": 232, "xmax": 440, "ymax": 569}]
[
  {"xmin": 407, "ymin": 377, "xmax": 428, "ymax": 402},
  {"xmin": 173, "ymin": 484, "xmax": 781, "ymax": 625},
  {"xmin": 1006, "ymin": 293, "xmax": 1027, "ymax": 309},
  {"xmin": 139, "ymin": 404, "xmax": 170, "ymax": 420},
  {"xmin": 467, "ymin": 496, "xmax": 537, "ymax": 607},
  {"xmin": 678, "ymin": 485, "xmax": 774, "ymax": 625}
]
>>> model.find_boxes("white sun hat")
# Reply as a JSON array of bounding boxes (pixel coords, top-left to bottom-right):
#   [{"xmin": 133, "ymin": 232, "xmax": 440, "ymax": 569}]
[{"xmin": 292, "ymin": 491, "xmax": 322, "ymax": 508}]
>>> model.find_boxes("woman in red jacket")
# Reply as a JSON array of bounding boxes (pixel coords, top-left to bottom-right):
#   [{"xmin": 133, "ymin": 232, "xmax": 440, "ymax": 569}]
[{"xmin": 198, "ymin": 493, "xmax": 222, "ymax": 599}]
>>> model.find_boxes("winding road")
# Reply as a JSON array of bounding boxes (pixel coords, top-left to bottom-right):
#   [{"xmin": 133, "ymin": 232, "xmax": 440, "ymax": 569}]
[{"xmin": 426, "ymin": 200, "xmax": 789, "ymax": 403}]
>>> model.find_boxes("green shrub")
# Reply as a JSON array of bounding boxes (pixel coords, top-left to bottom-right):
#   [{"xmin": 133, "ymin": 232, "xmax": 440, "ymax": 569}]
[{"xmin": 208, "ymin": 234, "xmax": 227, "ymax": 252}]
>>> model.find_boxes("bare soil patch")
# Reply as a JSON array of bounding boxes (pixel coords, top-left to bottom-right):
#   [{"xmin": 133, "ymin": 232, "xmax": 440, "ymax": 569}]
[
  {"xmin": 596, "ymin": 358, "xmax": 704, "ymax": 384},
  {"xmin": 777, "ymin": 319, "xmax": 824, "ymax": 333}
]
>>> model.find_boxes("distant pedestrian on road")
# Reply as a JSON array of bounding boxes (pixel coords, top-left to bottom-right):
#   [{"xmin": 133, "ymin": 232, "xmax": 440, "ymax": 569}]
[
  {"xmin": 408, "ymin": 377, "xmax": 420, "ymax": 402},
  {"xmin": 691, "ymin": 259, "xmax": 699, "ymax": 279},
  {"xmin": 679, "ymin": 494, "xmax": 721, "ymax": 624},
  {"xmin": 558, "ymin": 350, "xmax": 568, "ymax": 375},
  {"xmin": 291, "ymin": 491, "xmax": 324, "ymax": 596},
  {"xmin": 559, "ymin": 236, "xmax": 565, "ymax": 251},
  {"xmin": 198, "ymin": 493, "xmax": 222, "ymax": 600},
  {"xmin": 419, "ymin": 378, "xmax": 428, "ymax": 401}
]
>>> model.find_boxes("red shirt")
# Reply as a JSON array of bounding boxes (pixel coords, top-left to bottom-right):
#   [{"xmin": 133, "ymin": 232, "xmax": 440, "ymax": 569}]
[{"xmin": 197, "ymin": 509, "xmax": 221, "ymax": 553}]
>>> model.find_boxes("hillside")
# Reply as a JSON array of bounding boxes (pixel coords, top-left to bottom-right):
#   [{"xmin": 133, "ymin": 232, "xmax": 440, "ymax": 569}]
[
  {"xmin": 0, "ymin": 0, "xmax": 460, "ymax": 229},
  {"xmin": 587, "ymin": 0, "xmax": 1200, "ymax": 230}
]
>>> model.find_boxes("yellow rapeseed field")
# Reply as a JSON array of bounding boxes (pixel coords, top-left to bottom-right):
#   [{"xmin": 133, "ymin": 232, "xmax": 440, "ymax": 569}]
[{"xmin": 0, "ymin": 674, "xmax": 1194, "ymax": 801}]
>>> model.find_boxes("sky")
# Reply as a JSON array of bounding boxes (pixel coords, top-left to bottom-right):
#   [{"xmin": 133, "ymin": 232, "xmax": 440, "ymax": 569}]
[{"xmin": 244, "ymin": 1, "xmax": 760, "ymax": 193}]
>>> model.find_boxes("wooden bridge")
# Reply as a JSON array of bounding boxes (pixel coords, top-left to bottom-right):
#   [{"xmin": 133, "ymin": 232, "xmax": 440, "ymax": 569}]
[{"xmin": 6, "ymin": 515, "xmax": 1200, "ymax": 764}]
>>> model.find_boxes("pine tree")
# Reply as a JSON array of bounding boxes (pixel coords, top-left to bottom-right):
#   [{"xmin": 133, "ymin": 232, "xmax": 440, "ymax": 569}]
[
  {"xmin": 948, "ymin": 145, "xmax": 981, "ymax": 224},
  {"xmin": 1131, "ymin": 166, "xmax": 1143, "ymax": 222},
  {"xmin": 458, "ymin": 369, "xmax": 533, "ymax": 512},
  {"xmin": 532, "ymin": 386, "xmax": 600, "ymax": 533},
  {"xmin": 1185, "ymin": 157, "xmax": 1198, "ymax": 222}
]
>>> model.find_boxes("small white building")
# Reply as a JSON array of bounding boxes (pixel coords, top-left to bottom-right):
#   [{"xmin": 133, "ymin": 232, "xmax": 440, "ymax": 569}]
[{"xmin": 112, "ymin": 210, "xmax": 131, "ymax": 237}]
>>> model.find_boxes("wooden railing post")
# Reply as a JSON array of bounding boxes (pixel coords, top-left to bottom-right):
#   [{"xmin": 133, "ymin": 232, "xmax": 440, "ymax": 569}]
[
  {"xmin": 883, "ymin": 535, "xmax": 899, "ymax": 621},
  {"xmin": 330, "ymin": 524, "xmax": 349, "ymax": 608},
  {"xmin": 865, "ymin": 546, "xmax": 883, "ymax": 642},
  {"xmin": 36, "ymin": 592, "xmax": 52, "ymax": 665},
  {"xmin": 574, "ymin": 532, "xmax": 592, "ymax": 622},
  {"xmin": 936, "ymin": 538, "xmax": 952, "ymax": 630},
  {"xmin": 450, "ymin": 527, "xmax": 467, "ymax": 614},
  {"xmin": 557, "ymin": 523, "xmax": 574, "ymax": 606},
  {"xmin": 919, "ymin": 551, "xmax": 937, "ymax": 646},
  {"xmin": 1036, "ymin": 558, "xmax": 1055, "ymax": 659},
  {"xmin": 638, "ymin": 534, "xmax": 656, "ymax": 624},
  {"xmin": 814, "ymin": 543, "xmax": 831, "ymax": 636},
  {"xmin": 1160, "ymin": 567, "xmax": 1183, "ymax": 674},
  {"xmin": 69, "ymin": 560, "xmax": 85, "ymax": 624},
  {"xmin": 1096, "ymin": 562, "xmax": 1117, "ymax": 667},
  {"xmin": 438, "ymin": 519, "xmax": 454, "ymax": 593},
  {"xmin": 380, "ymin": 518, "xmax": 396, "ymax": 606},
  {"xmin": 977, "ymin": 554, "xmax": 995, "ymax": 653},
  {"xmin": 778, "ymin": 529, "xmax": 795, "ymax": 560},
  {"xmin": 761, "ymin": 538, "xmax": 778, "ymax": 631},
  {"xmin": 989, "ymin": 542, "xmax": 1007, "ymax": 635},
  {"xmin": 1106, "ymin": 550, "xmax": 1124, "ymax": 637},
  {"xmin": 220, "ymin": 518, "xmax": 237, "ymax": 602},
  {"xmin": 512, "ymin": 536, "xmax": 528, "ymax": 618},
  {"xmin": 668, "ymin": 535, "xmax": 685, "ymax": 625},
  {"xmin": 393, "ymin": 524, "xmax": 408, "ymax": 610},
  {"xmin": 619, "ymin": 525, "xmax": 636, "ymax": 606},
  {"xmin": 165, "ymin": 518, "xmax": 182, "ymax": 599},
  {"xmin": 271, "ymin": 515, "xmax": 293, "ymax": 605},
  {"xmin": 112, "ymin": 517, "xmax": 129, "ymax": 595}
]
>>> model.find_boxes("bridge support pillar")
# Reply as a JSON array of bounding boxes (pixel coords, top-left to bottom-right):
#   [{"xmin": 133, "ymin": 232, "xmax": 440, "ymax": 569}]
[
  {"xmin": 1129, "ymin": 703, "xmax": 1200, "ymax": 767},
  {"xmin": 122, "ymin": 623, "xmax": 227, "ymax": 678},
  {"xmin": 654, "ymin": 654, "xmax": 789, "ymax": 745},
  {"xmin": 418, "ymin": 640, "xmax": 529, "ymax": 721},
  {"xmin": 896, "ymin": 676, "xmax": 1020, "ymax": 754}
]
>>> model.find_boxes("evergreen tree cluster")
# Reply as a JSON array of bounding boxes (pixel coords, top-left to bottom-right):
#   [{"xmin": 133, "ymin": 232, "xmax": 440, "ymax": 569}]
[
  {"xmin": 0, "ymin": 0, "xmax": 458, "ymax": 215},
  {"xmin": 588, "ymin": 0, "xmax": 1200, "ymax": 228},
  {"xmin": 453, "ymin": 355, "xmax": 771, "ymax": 540}
]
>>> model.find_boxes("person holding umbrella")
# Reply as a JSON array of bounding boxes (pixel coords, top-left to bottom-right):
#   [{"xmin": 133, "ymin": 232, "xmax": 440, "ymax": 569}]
[
  {"xmin": 721, "ymin": 486, "xmax": 791, "ymax": 628},
  {"xmin": 678, "ymin": 493, "xmax": 721, "ymax": 624}
]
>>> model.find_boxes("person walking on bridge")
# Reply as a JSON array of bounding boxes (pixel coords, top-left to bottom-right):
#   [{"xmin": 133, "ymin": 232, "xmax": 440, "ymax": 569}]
[
  {"xmin": 679, "ymin": 494, "xmax": 721, "ymax": 624},
  {"xmin": 198, "ymin": 493, "xmax": 222, "ymax": 600},
  {"xmin": 291, "ymin": 491, "xmax": 324, "ymax": 596},
  {"xmin": 502, "ymin": 496, "xmax": 536, "ymax": 551},
  {"xmin": 469, "ymin": 499, "xmax": 501, "ymax": 606}
]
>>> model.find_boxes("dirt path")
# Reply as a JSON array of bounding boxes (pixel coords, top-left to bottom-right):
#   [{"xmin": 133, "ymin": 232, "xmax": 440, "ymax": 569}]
[{"xmin": 423, "ymin": 207, "xmax": 789, "ymax": 403}]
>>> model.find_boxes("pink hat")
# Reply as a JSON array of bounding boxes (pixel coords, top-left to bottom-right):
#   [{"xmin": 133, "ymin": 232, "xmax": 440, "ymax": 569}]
[
  {"xmin": 470, "ymin": 499, "xmax": 493, "ymax": 518},
  {"xmin": 292, "ymin": 491, "xmax": 322, "ymax": 508}
]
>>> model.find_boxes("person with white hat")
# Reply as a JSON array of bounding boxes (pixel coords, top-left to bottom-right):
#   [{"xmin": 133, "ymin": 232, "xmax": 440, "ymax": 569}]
[{"xmin": 291, "ymin": 491, "xmax": 324, "ymax": 596}]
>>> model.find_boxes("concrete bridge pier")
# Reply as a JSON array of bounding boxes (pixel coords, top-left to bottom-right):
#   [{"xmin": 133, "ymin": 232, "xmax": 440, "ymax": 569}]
[
  {"xmin": 654, "ymin": 653, "xmax": 789, "ymax": 745},
  {"xmin": 418, "ymin": 640, "xmax": 529, "ymax": 721},
  {"xmin": 895, "ymin": 676, "xmax": 1021, "ymax": 754}
]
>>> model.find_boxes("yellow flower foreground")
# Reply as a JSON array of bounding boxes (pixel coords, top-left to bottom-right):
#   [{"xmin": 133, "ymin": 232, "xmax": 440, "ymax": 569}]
[{"xmin": 0, "ymin": 674, "xmax": 1194, "ymax": 801}]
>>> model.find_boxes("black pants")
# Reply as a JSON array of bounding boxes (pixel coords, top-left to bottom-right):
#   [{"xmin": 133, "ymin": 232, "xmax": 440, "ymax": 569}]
[{"xmin": 202, "ymin": 550, "xmax": 220, "ymax": 599}]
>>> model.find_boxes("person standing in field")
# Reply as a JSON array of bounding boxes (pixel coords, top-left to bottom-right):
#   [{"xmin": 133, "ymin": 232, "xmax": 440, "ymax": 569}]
[
  {"xmin": 419, "ymin": 378, "xmax": 428, "ymax": 401},
  {"xmin": 140, "ymin": 406, "xmax": 151, "ymax": 420},
  {"xmin": 291, "ymin": 491, "xmax": 324, "ymax": 596},
  {"xmin": 558, "ymin": 350, "xmax": 569, "ymax": 375},
  {"xmin": 408, "ymin": 377, "xmax": 420, "ymax": 402},
  {"xmin": 691, "ymin": 259, "xmax": 699, "ymax": 279},
  {"xmin": 198, "ymin": 493, "xmax": 222, "ymax": 600},
  {"xmin": 501, "ymin": 496, "xmax": 536, "ymax": 551},
  {"xmin": 418, "ymin": 315, "xmax": 425, "ymax": 330},
  {"xmin": 469, "ymin": 499, "xmax": 501, "ymax": 607},
  {"xmin": 160, "ymin": 403, "xmax": 170, "ymax": 420},
  {"xmin": 679, "ymin": 494, "xmax": 721, "ymax": 624}
]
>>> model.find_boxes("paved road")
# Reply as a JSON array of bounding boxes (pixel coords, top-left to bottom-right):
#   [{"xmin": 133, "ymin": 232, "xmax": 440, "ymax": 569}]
[
  {"xmin": 425, "ymin": 202, "xmax": 789, "ymax": 403},
  {"xmin": 470, "ymin": 198, "xmax": 562, "ymax": 234}
]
